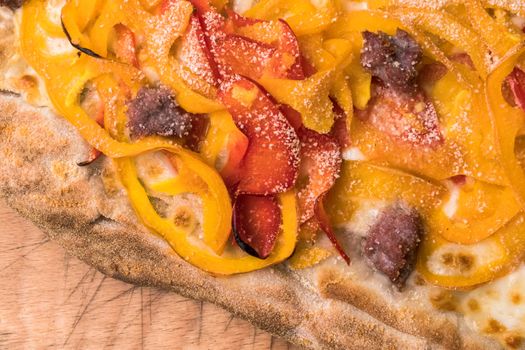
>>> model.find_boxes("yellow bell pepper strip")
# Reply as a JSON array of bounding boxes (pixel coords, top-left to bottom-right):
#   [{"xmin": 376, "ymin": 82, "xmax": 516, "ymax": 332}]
[
  {"xmin": 326, "ymin": 161, "xmax": 446, "ymax": 226},
  {"xmin": 243, "ymin": 0, "xmax": 338, "ymax": 36},
  {"xmin": 259, "ymin": 70, "xmax": 336, "ymax": 133},
  {"xmin": 428, "ymin": 178, "xmax": 521, "ymax": 244},
  {"xmin": 390, "ymin": 8, "xmax": 491, "ymax": 79},
  {"xmin": 464, "ymin": 0, "xmax": 521, "ymax": 59},
  {"xmin": 134, "ymin": 151, "xmax": 232, "ymax": 254},
  {"xmin": 417, "ymin": 212, "xmax": 525, "ymax": 289},
  {"xmin": 485, "ymin": 43, "xmax": 525, "ymax": 207},
  {"xmin": 298, "ymin": 35, "xmax": 354, "ymax": 121},
  {"xmin": 483, "ymin": 0, "xmax": 525, "ymax": 16},
  {"xmin": 119, "ymin": 156, "xmax": 298, "ymax": 275},
  {"xmin": 200, "ymin": 110, "xmax": 249, "ymax": 186}
]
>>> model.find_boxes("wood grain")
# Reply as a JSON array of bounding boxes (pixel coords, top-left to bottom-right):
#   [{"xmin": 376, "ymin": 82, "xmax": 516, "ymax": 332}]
[{"xmin": 0, "ymin": 200, "xmax": 298, "ymax": 349}]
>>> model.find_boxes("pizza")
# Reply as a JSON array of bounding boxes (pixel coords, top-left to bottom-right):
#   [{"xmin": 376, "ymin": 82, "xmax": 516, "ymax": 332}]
[{"xmin": 1, "ymin": 0, "xmax": 525, "ymax": 348}]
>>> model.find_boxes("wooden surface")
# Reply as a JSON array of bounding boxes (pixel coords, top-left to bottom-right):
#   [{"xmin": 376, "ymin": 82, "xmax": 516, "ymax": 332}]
[{"xmin": 0, "ymin": 200, "xmax": 298, "ymax": 349}]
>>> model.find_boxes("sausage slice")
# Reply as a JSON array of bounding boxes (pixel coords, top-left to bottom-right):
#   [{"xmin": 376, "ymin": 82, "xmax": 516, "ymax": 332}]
[{"xmin": 363, "ymin": 203, "xmax": 424, "ymax": 289}]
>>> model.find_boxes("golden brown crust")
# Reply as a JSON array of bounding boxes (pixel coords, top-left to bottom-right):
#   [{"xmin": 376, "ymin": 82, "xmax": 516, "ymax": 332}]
[{"xmin": 0, "ymin": 7, "xmax": 505, "ymax": 350}]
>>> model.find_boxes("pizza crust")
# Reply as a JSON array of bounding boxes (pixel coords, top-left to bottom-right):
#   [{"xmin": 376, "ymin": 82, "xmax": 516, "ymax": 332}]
[{"xmin": 0, "ymin": 7, "xmax": 506, "ymax": 350}]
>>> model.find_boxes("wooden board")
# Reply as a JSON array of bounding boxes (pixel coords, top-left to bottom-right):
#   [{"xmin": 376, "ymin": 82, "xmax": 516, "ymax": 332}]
[{"xmin": 0, "ymin": 200, "xmax": 298, "ymax": 349}]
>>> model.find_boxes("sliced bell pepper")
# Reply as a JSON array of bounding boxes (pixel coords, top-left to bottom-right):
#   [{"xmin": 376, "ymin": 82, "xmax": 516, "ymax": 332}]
[
  {"xmin": 428, "ymin": 178, "xmax": 521, "ymax": 244},
  {"xmin": 200, "ymin": 110, "xmax": 249, "ymax": 186},
  {"xmin": 315, "ymin": 194, "xmax": 351, "ymax": 265},
  {"xmin": 464, "ymin": 0, "xmax": 521, "ymax": 59},
  {"xmin": 120, "ymin": 155, "xmax": 298, "ymax": 275},
  {"xmin": 237, "ymin": 17, "xmax": 304, "ymax": 79},
  {"xmin": 296, "ymin": 127, "xmax": 342, "ymax": 224},
  {"xmin": 259, "ymin": 70, "xmax": 336, "ymax": 134},
  {"xmin": 133, "ymin": 151, "xmax": 232, "ymax": 254},
  {"xmin": 214, "ymin": 34, "xmax": 277, "ymax": 80},
  {"xmin": 233, "ymin": 194, "xmax": 281, "ymax": 259},
  {"xmin": 243, "ymin": 0, "xmax": 337, "ymax": 36},
  {"xmin": 485, "ymin": 43, "xmax": 525, "ymax": 206},
  {"xmin": 506, "ymin": 67, "xmax": 525, "ymax": 111},
  {"xmin": 172, "ymin": 14, "xmax": 219, "ymax": 89},
  {"xmin": 417, "ymin": 212, "xmax": 525, "ymax": 289},
  {"xmin": 218, "ymin": 77, "xmax": 300, "ymax": 195},
  {"xmin": 112, "ymin": 24, "xmax": 139, "ymax": 68}
]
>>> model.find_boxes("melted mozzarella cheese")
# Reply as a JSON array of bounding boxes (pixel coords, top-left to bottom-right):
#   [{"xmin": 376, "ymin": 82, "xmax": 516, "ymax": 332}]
[
  {"xmin": 342, "ymin": 147, "xmax": 367, "ymax": 161},
  {"xmin": 460, "ymin": 265, "xmax": 525, "ymax": 346},
  {"xmin": 442, "ymin": 182, "xmax": 460, "ymax": 218}
]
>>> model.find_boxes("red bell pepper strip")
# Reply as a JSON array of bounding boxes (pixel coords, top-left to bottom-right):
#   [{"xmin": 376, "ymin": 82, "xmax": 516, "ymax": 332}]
[
  {"xmin": 233, "ymin": 194, "xmax": 282, "ymax": 259},
  {"xmin": 297, "ymin": 127, "xmax": 342, "ymax": 224},
  {"xmin": 113, "ymin": 24, "xmax": 139, "ymax": 68},
  {"xmin": 218, "ymin": 76, "xmax": 300, "ymax": 195},
  {"xmin": 507, "ymin": 67, "xmax": 525, "ymax": 111},
  {"xmin": 315, "ymin": 194, "xmax": 351, "ymax": 265}
]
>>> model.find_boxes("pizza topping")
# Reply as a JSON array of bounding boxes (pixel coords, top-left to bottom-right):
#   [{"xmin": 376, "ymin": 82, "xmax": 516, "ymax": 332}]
[
  {"xmin": 233, "ymin": 194, "xmax": 281, "ymax": 259},
  {"xmin": 218, "ymin": 76, "xmax": 300, "ymax": 195},
  {"xmin": 361, "ymin": 30, "xmax": 422, "ymax": 92},
  {"xmin": 363, "ymin": 202, "xmax": 423, "ymax": 289},
  {"xmin": 127, "ymin": 86, "xmax": 199, "ymax": 140},
  {"xmin": 297, "ymin": 127, "xmax": 341, "ymax": 224},
  {"xmin": 0, "ymin": 0, "xmax": 24, "ymax": 10},
  {"xmin": 111, "ymin": 24, "xmax": 139, "ymax": 68},
  {"xmin": 506, "ymin": 67, "xmax": 525, "ymax": 111},
  {"xmin": 357, "ymin": 83, "xmax": 443, "ymax": 148}
]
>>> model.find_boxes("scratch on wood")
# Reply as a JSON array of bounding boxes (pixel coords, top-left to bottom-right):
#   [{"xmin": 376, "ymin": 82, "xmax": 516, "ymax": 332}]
[
  {"xmin": 251, "ymin": 328, "xmax": 257, "ymax": 350},
  {"xmin": 197, "ymin": 301, "xmax": 203, "ymax": 345},
  {"xmin": 63, "ymin": 276, "xmax": 106, "ymax": 346},
  {"xmin": 100, "ymin": 285, "xmax": 138, "ymax": 306},
  {"xmin": 140, "ymin": 287, "xmax": 144, "ymax": 350},
  {"xmin": 150, "ymin": 289, "xmax": 166, "ymax": 304},
  {"xmin": 224, "ymin": 314, "xmax": 235, "ymax": 331},
  {"xmin": 0, "ymin": 238, "xmax": 49, "ymax": 274},
  {"xmin": 103, "ymin": 287, "xmax": 138, "ymax": 348},
  {"xmin": 148, "ymin": 288, "xmax": 153, "ymax": 326},
  {"xmin": 64, "ymin": 267, "xmax": 96, "ymax": 304},
  {"xmin": 0, "ymin": 238, "xmax": 50, "ymax": 253},
  {"xmin": 63, "ymin": 251, "xmax": 70, "ymax": 288}
]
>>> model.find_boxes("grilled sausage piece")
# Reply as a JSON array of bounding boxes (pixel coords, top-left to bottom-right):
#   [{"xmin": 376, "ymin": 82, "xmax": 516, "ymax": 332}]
[
  {"xmin": 127, "ymin": 86, "xmax": 197, "ymax": 140},
  {"xmin": 0, "ymin": 0, "xmax": 24, "ymax": 10},
  {"xmin": 363, "ymin": 203, "xmax": 424, "ymax": 289},
  {"xmin": 361, "ymin": 29, "xmax": 422, "ymax": 91}
]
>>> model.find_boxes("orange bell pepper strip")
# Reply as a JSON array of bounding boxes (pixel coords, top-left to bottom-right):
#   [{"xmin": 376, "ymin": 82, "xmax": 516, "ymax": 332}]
[{"xmin": 485, "ymin": 43, "xmax": 525, "ymax": 206}]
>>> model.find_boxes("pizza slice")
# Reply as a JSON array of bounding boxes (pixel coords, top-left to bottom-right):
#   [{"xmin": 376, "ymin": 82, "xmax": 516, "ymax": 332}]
[{"xmin": 1, "ymin": 0, "xmax": 525, "ymax": 348}]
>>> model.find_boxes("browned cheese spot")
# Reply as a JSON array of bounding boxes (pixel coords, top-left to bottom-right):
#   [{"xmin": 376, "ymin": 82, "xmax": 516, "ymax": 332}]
[
  {"xmin": 173, "ymin": 207, "xmax": 194, "ymax": 228},
  {"xmin": 440, "ymin": 252, "xmax": 475, "ymax": 273},
  {"xmin": 467, "ymin": 298, "xmax": 480, "ymax": 312},
  {"xmin": 511, "ymin": 293, "xmax": 522, "ymax": 305},
  {"xmin": 484, "ymin": 319, "xmax": 507, "ymax": 334},
  {"xmin": 430, "ymin": 291, "xmax": 457, "ymax": 312},
  {"xmin": 505, "ymin": 335, "xmax": 524, "ymax": 349}
]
